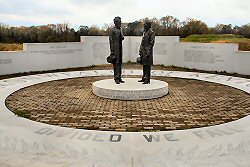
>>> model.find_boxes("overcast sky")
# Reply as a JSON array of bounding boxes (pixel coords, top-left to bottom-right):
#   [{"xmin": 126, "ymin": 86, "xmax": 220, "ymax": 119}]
[{"xmin": 0, "ymin": 0, "xmax": 249, "ymax": 29}]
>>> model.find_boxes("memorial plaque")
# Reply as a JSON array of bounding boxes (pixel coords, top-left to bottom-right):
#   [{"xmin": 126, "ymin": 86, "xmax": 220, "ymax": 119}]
[
  {"xmin": 184, "ymin": 50, "xmax": 215, "ymax": 64},
  {"xmin": 30, "ymin": 49, "xmax": 83, "ymax": 55},
  {"xmin": 0, "ymin": 59, "xmax": 12, "ymax": 64}
]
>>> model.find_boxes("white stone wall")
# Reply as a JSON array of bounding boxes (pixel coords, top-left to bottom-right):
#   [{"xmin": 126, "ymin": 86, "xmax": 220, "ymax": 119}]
[
  {"xmin": 129, "ymin": 36, "xmax": 179, "ymax": 66},
  {"xmin": 80, "ymin": 36, "xmax": 130, "ymax": 64},
  {"xmin": 0, "ymin": 36, "xmax": 249, "ymax": 75},
  {"xmin": 174, "ymin": 42, "xmax": 250, "ymax": 75},
  {"xmin": 25, "ymin": 42, "xmax": 85, "ymax": 71},
  {"xmin": 0, "ymin": 42, "xmax": 86, "ymax": 75},
  {"xmin": 234, "ymin": 51, "xmax": 250, "ymax": 75},
  {"xmin": 174, "ymin": 42, "xmax": 238, "ymax": 72},
  {"xmin": 0, "ymin": 51, "xmax": 28, "ymax": 74}
]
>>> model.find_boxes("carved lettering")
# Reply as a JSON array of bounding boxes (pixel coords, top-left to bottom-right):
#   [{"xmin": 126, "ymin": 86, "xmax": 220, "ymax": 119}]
[
  {"xmin": 77, "ymin": 132, "xmax": 92, "ymax": 141},
  {"xmin": 110, "ymin": 134, "xmax": 122, "ymax": 142},
  {"xmin": 206, "ymin": 130, "xmax": 223, "ymax": 137},
  {"xmin": 143, "ymin": 135, "xmax": 160, "ymax": 142},
  {"xmin": 34, "ymin": 128, "xmax": 52, "ymax": 134},
  {"xmin": 93, "ymin": 134, "xmax": 105, "ymax": 142},
  {"xmin": 163, "ymin": 134, "xmax": 179, "ymax": 141},
  {"xmin": 192, "ymin": 131, "xmax": 205, "ymax": 139}
]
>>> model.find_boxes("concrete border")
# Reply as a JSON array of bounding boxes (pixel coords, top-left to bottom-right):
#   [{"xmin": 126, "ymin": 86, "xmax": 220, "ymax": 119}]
[{"xmin": 0, "ymin": 70, "xmax": 249, "ymax": 167}]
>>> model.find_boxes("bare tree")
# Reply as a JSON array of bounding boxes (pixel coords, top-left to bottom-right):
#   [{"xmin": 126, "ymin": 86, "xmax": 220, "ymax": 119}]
[{"xmin": 180, "ymin": 18, "xmax": 209, "ymax": 37}]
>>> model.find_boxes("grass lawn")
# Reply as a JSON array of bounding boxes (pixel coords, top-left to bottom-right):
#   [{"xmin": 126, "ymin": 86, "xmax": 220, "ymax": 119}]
[
  {"xmin": 0, "ymin": 43, "xmax": 23, "ymax": 51},
  {"xmin": 181, "ymin": 34, "xmax": 250, "ymax": 51}
]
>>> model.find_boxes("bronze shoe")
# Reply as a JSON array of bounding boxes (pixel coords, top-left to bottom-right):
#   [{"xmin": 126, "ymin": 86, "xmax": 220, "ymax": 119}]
[
  {"xmin": 119, "ymin": 79, "xmax": 125, "ymax": 83},
  {"xmin": 142, "ymin": 80, "xmax": 150, "ymax": 84}
]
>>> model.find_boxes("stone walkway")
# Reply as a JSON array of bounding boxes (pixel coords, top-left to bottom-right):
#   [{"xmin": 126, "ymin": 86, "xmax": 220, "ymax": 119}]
[
  {"xmin": 1, "ymin": 69, "xmax": 250, "ymax": 167},
  {"xmin": 6, "ymin": 75, "xmax": 250, "ymax": 131}
]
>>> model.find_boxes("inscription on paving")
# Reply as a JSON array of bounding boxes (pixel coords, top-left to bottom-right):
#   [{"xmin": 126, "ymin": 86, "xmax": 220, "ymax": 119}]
[
  {"xmin": 0, "ymin": 134, "xmax": 249, "ymax": 167},
  {"xmin": 35, "ymin": 128, "xmax": 122, "ymax": 142},
  {"xmin": 34, "ymin": 126, "xmax": 245, "ymax": 143},
  {"xmin": 0, "ymin": 59, "xmax": 12, "ymax": 64}
]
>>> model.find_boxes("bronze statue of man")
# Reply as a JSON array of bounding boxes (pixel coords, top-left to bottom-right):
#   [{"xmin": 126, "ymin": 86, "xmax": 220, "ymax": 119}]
[
  {"xmin": 138, "ymin": 19, "xmax": 155, "ymax": 84},
  {"xmin": 109, "ymin": 16, "xmax": 125, "ymax": 84}
]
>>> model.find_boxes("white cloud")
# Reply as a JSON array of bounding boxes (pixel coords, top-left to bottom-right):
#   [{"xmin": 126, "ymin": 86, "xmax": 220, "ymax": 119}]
[{"xmin": 0, "ymin": 0, "xmax": 249, "ymax": 29}]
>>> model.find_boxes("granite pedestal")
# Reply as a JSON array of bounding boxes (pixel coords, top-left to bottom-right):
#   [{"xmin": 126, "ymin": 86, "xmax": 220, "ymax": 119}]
[{"xmin": 92, "ymin": 78, "xmax": 168, "ymax": 100}]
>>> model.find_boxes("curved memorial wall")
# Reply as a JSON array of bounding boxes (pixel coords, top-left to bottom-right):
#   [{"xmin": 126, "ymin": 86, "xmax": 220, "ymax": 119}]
[{"xmin": 0, "ymin": 36, "xmax": 249, "ymax": 76}]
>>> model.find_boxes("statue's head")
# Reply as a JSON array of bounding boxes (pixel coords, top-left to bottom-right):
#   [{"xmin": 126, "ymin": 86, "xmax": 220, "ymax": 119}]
[
  {"xmin": 114, "ymin": 16, "xmax": 121, "ymax": 29},
  {"xmin": 143, "ymin": 19, "xmax": 151, "ymax": 31}
]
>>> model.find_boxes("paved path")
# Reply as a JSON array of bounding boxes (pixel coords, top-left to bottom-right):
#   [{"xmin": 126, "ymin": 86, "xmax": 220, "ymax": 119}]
[
  {"xmin": 5, "ymin": 75, "xmax": 250, "ymax": 131},
  {"xmin": 0, "ymin": 69, "xmax": 249, "ymax": 167}
]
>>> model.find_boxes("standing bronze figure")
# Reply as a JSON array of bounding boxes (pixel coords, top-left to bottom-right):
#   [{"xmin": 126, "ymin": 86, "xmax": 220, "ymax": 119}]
[
  {"xmin": 138, "ymin": 19, "xmax": 155, "ymax": 84},
  {"xmin": 109, "ymin": 16, "xmax": 125, "ymax": 84}
]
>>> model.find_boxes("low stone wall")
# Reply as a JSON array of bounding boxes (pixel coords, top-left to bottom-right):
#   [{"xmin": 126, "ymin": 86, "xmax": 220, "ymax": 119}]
[
  {"xmin": 174, "ymin": 42, "xmax": 238, "ymax": 73},
  {"xmin": 0, "ymin": 36, "xmax": 249, "ymax": 75},
  {"xmin": 0, "ymin": 42, "xmax": 86, "ymax": 75},
  {"xmin": 234, "ymin": 51, "xmax": 250, "ymax": 75}
]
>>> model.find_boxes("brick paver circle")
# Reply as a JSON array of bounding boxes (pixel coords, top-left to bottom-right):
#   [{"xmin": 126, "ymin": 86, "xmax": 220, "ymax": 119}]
[{"xmin": 5, "ymin": 75, "xmax": 250, "ymax": 131}]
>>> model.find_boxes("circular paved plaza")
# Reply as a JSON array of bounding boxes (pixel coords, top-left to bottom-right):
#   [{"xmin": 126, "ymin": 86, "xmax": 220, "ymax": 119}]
[
  {"xmin": 1, "ymin": 67, "xmax": 250, "ymax": 167},
  {"xmin": 5, "ymin": 75, "xmax": 250, "ymax": 131}
]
